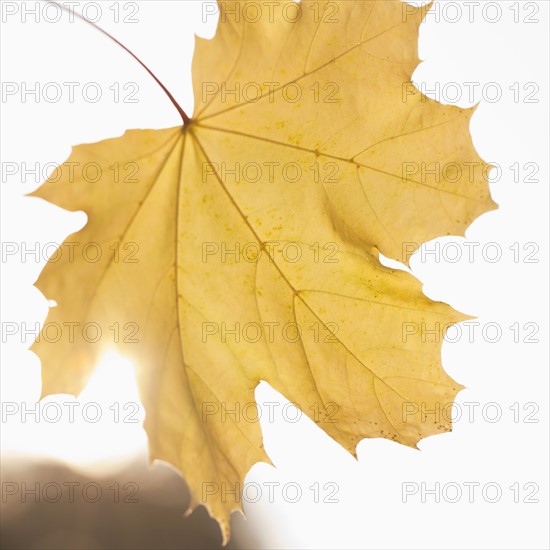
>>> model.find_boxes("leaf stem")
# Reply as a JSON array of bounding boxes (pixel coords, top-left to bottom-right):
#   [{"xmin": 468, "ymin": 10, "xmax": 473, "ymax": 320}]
[{"xmin": 48, "ymin": 1, "xmax": 191, "ymax": 125}]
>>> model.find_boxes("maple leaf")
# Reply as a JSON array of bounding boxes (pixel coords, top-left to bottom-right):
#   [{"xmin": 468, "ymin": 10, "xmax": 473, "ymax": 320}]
[{"xmin": 30, "ymin": 0, "xmax": 496, "ymax": 541}]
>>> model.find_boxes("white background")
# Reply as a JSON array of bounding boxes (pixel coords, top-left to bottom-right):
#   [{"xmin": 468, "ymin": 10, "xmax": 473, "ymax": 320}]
[{"xmin": 1, "ymin": 1, "xmax": 548, "ymax": 548}]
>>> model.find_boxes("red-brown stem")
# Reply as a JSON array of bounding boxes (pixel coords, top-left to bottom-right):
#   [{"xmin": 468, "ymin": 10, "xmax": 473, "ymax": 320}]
[{"xmin": 47, "ymin": 1, "xmax": 191, "ymax": 125}]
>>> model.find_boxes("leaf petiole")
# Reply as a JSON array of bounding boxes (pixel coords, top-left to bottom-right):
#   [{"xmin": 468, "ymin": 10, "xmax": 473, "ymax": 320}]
[{"xmin": 47, "ymin": 0, "xmax": 191, "ymax": 125}]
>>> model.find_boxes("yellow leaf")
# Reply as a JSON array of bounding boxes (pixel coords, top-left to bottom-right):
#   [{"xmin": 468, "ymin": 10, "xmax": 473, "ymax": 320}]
[{"xmin": 30, "ymin": 0, "xmax": 496, "ymax": 541}]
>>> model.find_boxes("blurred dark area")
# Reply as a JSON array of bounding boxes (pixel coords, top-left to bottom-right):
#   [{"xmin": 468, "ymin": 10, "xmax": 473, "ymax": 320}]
[{"xmin": 0, "ymin": 454, "xmax": 260, "ymax": 550}]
